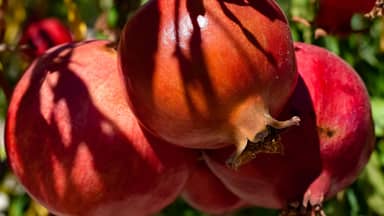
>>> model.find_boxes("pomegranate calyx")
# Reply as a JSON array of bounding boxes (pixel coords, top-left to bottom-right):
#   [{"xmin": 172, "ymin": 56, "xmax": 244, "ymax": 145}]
[
  {"xmin": 279, "ymin": 203, "xmax": 326, "ymax": 216},
  {"xmin": 365, "ymin": 0, "xmax": 384, "ymax": 19},
  {"xmin": 313, "ymin": 205, "xmax": 326, "ymax": 216},
  {"xmin": 226, "ymin": 126, "xmax": 283, "ymax": 169},
  {"xmin": 227, "ymin": 115, "xmax": 300, "ymax": 169},
  {"xmin": 279, "ymin": 203, "xmax": 307, "ymax": 216}
]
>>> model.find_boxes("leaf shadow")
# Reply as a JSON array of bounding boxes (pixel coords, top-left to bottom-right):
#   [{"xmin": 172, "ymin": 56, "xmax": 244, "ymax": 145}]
[{"xmin": 9, "ymin": 41, "xmax": 192, "ymax": 215}]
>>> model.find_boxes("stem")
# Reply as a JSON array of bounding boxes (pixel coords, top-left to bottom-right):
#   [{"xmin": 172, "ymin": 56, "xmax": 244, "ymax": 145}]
[
  {"xmin": 291, "ymin": 16, "xmax": 312, "ymax": 27},
  {"xmin": 0, "ymin": 43, "xmax": 31, "ymax": 53}
]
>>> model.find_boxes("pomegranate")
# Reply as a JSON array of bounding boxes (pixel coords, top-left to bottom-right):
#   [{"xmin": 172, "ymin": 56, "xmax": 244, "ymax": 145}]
[
  {"xmin": 181, "ymin": 159, "xmax": 245, "ymax": 214},
  {"xmin": 118, "ymin": 0, "xmax": 300, "ymax": 164},
  {"xmin": 314, "ymin": 0, "xmax": 376, "ymax": 35},
  {"xmin": 5, "ymin": 40, "xmax": 196, "ymax": 216},
  {"xmin": 19, "ymin": 18, "xmax": 73, "ymax": 59},
  {"xmin": 204, "ymin": 42, "xmax": 374, "ymax": 214}
]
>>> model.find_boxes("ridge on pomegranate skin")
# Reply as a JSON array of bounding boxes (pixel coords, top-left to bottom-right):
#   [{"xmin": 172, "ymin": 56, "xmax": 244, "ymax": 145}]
[
  {"xmin": 5, "ymin": 40, "xmax": 197, "ymax": 216},
  {"xmin": 181, "ymin": 159, "xmax": 246, "ymax": 215},
  {"xmin": 118, "ymin": 0, "xmax": 300, "ymax": 167},
  {"xmin": 204, "ymin": 42, "xmax": 374, "ymax": 215}
]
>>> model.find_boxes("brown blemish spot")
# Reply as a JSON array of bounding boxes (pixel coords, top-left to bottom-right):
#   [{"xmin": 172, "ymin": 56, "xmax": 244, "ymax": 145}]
[{"xmin": 318, "ymin": 127, "xmax": 335, "ymax": 138}]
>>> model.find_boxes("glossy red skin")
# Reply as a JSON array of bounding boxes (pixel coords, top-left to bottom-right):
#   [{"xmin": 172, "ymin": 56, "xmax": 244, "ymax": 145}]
[
  {"xmin": 20, "ymin": 18, "xmax": 73, "ymax": 59},
  {"xmin": 181, "ymin": 160, "xmax": 245, "ymax": 214},
  {"xmin": 118, "ymin": 0, "xmax": 297, "ymax": 149},
  {"xmin": 5, "ymin": 40, "xmax": 196, "ymax": 216},
  {"xmin": 204, "ymin": 42, "xmax": 374, "ymax": 209},
  {"xmin": 315, "ymin": 0, "xmax": 375, "ymax": 35}
]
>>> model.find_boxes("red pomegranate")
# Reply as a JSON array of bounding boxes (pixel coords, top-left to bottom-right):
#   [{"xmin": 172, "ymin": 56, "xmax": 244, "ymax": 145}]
[
  {"xmin": 5, "ymin": 40, "xmax": 196, "ymax": 216},
  {"xmin": 204, "ymin": 42, "xmax": 374, "ymax": 214},
  {"xmin": 314, "ymin": 0, "xmax": 376, "ymax": 35},
  {"xmin": 118, "ymin": 0, "xmax": 299, "ymax": 164},
  {"xmin": 181, "ymin": 159, "xmax": 245, "ymax": 214},
  {"xmin": 19, "ymin": 18, "xmax": 73, "ymax": 59}
]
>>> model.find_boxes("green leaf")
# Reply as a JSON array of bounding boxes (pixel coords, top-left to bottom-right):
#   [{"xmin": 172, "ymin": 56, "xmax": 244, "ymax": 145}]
[
  {"xmin": 371, "ymin": 97, "xmax": 384, "ymax": 137},
  {"xmin": 323, "ymin": 194, "xmax": 349, "ymax": 216},
  {"xmin": 107, "ymin": 7, "xmax": 118, "ymax": 28},
  {"xmin": 8, "ymin": 194, "xmax": 29, "ymax": 216},
  {"xmin": 357, "ymin": 152, "xmax": 384, "ymax": 215},
  {"xmin": 346, "ymin": 188, "xmax": 360, "ymax": 216}
]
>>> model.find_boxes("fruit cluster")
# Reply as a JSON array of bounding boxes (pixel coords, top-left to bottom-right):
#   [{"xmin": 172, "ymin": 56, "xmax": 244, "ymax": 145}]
[{"xmin": 4, "ymin": 0, "xmax": 376, "ymax": 216}]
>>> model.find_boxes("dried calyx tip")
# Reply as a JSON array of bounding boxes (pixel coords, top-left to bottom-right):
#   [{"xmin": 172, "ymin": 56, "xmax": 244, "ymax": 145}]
[
  {"xmin": 265, "ymin": 114, "xmax": 301, "ymax": 129},
  {"xmin": 365, "ymin": 0, "xmax": 384, "ymax": 19},
  {"xmin": 312, "ymin": 204, "xmax": 326, "ymax": 216},
  {"xmin": 279, "ymin": 202, "xmax": 326, "ymax": 216},
  {"xmin": 226, "ymin": 115, "xmax": 301, "ymax": 169}
]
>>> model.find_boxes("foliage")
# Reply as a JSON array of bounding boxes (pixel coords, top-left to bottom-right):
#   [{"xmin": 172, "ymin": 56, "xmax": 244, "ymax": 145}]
[{"xmin": 0, "ymin": 0, "xmax": 384, "ymax": 215}]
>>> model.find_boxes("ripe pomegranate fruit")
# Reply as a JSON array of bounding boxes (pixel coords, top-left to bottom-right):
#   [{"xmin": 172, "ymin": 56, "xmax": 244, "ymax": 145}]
[
  {"xmin": 314, "ymin": 0, "xmax": 376, "ymax": 35},
  {"xmin": 118, "ymin": 0, "xmax": 300, "ymax": 164},
  {"xmin": 19, "ymin": 18, "xmax": 73, "ymax": 59},
  {"xmin": 5, "ymin": 40, "xmax": 196, "ymax": 216},
  {"xmin": 204, "ymin": 42, "xmax": 374, "ymax": 214},
  {"xmin": 181, "ymin": 159, "xmax": 245, "ymax": 214}
]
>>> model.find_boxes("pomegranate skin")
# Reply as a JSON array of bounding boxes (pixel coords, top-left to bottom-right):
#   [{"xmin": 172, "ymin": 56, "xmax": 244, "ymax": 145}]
[
  {"xmin": 204, "ymin": 42, "xmax": 374, "ymax": 210},
  {"xmin": 181, "ymin": 160, "xmax": 246, "ymax": 214},
  {"xmin": 19, "ymin": 18, "xmax": 73, "ymax": 59},
  {"xmin": 294, "ymin": 42, "xmax": 375, "ymax": 208},
  {"xmin": 118, "ymin": 0, "xmax": 297, "ymax": 153},
  {"xmin": 314, "ymin": 0, "xmax": 376, "ymax": 35},
  {"xmin": 5, "ymin": 40, "xmax": 196, "ymax": 216}
]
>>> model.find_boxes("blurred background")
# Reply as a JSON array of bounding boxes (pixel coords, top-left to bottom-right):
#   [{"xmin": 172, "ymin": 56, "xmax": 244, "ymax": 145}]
[{"xmin": 0, "ymin": 0, "xmax": 384, "ymax": 215}]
